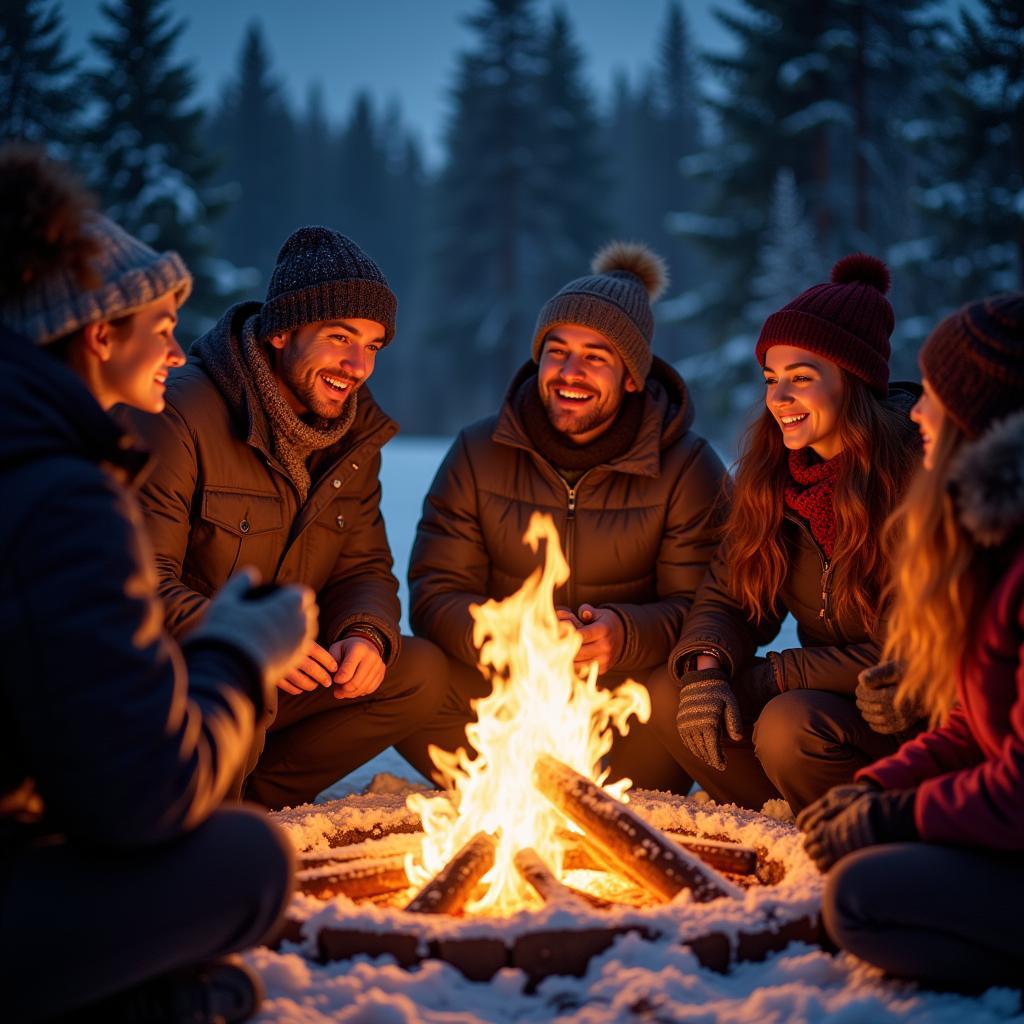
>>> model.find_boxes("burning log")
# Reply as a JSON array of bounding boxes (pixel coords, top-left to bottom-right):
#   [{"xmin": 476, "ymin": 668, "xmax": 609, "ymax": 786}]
[
  {"xmin": 405, "ymin": 831, "xmax": 498, "ymax": 915},
  {"xmin": 534, "ymin": 755, "xmax": 740, "ymax": 903},
  {"xmin": 297, "ymin": 855, "xmax": 410, "ymax": 902},
  {"xmin": 513, "ymin": 848, "xmax": 587, "ymax": 908}
]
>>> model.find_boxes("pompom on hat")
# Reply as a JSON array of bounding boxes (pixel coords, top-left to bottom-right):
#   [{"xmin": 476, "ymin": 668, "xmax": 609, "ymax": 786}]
[
  {"xmin": 0, "ymin": 143, "xmax": 191, "ymax": 346},
  {"xmin": 755, "ymin": 253, "xmax": 895, "ymax": 393},
  {"xmin": 531, "ymin": 241, "xmax": 669, "ymax": 389},
  {"xmin": 919, "ymin": 292, "xmax": 1024, "ymax": 439}
]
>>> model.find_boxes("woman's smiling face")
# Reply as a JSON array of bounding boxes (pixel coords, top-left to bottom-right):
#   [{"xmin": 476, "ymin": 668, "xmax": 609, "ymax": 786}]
[
  {"xmin": 762, "ymin": 345, "xmax": 846, "ymax": 460},
  {"xmin": 910, "ymin": 377, "xmax": 946, "ymax": 470}
]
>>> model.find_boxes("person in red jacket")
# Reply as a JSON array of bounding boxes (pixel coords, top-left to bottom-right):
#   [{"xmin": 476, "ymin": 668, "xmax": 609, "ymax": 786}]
[{"xmin": 799, "ymin": 293, "xmax": 1024, "ymax": 991}]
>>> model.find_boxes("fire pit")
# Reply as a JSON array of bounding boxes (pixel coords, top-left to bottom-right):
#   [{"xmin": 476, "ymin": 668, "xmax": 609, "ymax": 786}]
[{"xmin": 272, "ymin": 514, "xmax": 824, "ymax": 982}]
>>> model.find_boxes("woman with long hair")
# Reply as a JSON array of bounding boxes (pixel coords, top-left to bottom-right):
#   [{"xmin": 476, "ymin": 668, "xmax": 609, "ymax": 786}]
[
  {"xmin": 799, "ymin": 294, "xmax": 1024, "ymax": 991},
  {"xmin": 646, "ymin": 254, "xmax": 920, "ymax": 813}
]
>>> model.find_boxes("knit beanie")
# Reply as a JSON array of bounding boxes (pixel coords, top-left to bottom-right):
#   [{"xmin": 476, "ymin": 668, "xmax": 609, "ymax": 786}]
[
  {"xmin": 919, "ymin": 293, "xmax": 1024, "ymax": 439},
  {"xmin": 531, "ymin": 241, "xmax": 668, "ymax": 389},
  {"xmin": 258, "ymin": 226, "xmax": 397, "ymax": 344},
  {"xmin": 755, "ymin": 253, "xmax": 894, "ymax": 394},
  {"xmin": 0, "ymin": 211, "xmax": 191, "ymax": 346}
]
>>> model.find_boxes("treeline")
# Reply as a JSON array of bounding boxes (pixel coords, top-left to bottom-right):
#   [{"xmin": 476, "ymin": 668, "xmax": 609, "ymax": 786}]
[{"xmin": 2, "ymin": 0, "xmax": 1021, "ymax": 433}]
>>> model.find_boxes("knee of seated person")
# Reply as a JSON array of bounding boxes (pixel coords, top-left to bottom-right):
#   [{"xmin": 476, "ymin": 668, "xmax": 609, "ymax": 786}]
[
  {"xmin": 400, "ymin": 636, "xmax": 448, "ymax": 709},
  {"xmin": 751, "ymin": 689, "xmax": 808, "ymax": 762},
  {"xmin": 821, "ymin": 846, "xmax": 883, "ymax": 948},
  {"xmin": 641, "ymin": 665, "xmax": 680, "ymax": 734},
  {"xmin": 203, "ymin": 807, "xmax": 294, "ymax": 939}
]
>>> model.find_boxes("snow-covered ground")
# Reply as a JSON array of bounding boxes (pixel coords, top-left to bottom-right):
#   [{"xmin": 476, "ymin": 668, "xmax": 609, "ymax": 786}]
[{"xmin": 260, "ymin": 438, "xmax": 1021, "ymax": 1023}]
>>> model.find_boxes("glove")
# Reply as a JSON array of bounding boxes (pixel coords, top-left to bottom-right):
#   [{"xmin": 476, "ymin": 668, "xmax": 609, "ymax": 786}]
[
  {"xmin": 796, "ymin": 780, "xmax": 877, "ymax": 834},
  {"xmin": 675, "ymin": 667, "xmax": 743, "ymax": 771},
  {"xmin": 799, "ymin": 785, "xmax": 917, "ymax": 872},
  {"xmin": 856, "ymin": 661, "xmax": 923, "ymax": 735},
  {"xmin": 191, "ymin": 569, "xmax": 318, "ymax": 689},
  {"xmin": 732, "ymin": 658, "xmax": 780, "ymax": 723}
]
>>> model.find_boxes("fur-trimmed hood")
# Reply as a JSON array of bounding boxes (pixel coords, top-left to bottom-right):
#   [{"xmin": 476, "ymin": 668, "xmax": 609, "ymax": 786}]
[{"xmin": 950, "ymin": 409, "xmax": 1024, "ymax": 547}]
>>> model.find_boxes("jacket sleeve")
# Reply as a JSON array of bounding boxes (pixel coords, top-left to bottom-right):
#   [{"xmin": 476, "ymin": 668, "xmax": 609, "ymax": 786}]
[
  {"xmin": 857, "ymin": 704, "xmax": 983, "ymax": 791},
  {"xmin": 128, "ymin": 401, "xmax": 211, "ymax": 636},
  {"xmin": 7, "ymin": 470, "xmax": 259, "ymax": 849},
  {"xmin": 768, "ymin": 636, "xmax": 883, "ymax": 695},
  {"xmin": 317, "ymin": 451, "xmax": 401, "ymax": 665},
  {"xmin": 667, "ymin": 537, "xmax": 785, "ymax": 680},
  {"xmin": 604, "ymin": 440, "xmax": 729, "ymax": 672},
  {"xmin": 408, "ymin": 432, "xmax": 490, "ymax": 666}
]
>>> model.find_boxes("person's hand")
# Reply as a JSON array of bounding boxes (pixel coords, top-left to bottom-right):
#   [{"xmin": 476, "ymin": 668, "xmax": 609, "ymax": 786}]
[
  {"xmin": 574, "ymin": 604, "xmax": 625, "ymax": 675},
  {"xmin": 329, "ymin": 636, "xmax": 386, "ymax": 699},
  {"xmin": 856, "ymin": 661, "xmax": 922, "ymax": 735},
  {"xmin": 798, "ymin": 785, "xmax": 917, "ymax": 871},
  {"xmin": 277, "ymin": 639, "xmax": 339, "ymax": 696},
  {"xmin": 193, "ymin": 568, "xmax": 317, "ymax": 687},
  {"xmin": 675, "ymin": 667, "xmax": 742, "ymax": 770},
  {"xmin": 796, "ymin": 781, "xmax": 876, "ymax": 835}
]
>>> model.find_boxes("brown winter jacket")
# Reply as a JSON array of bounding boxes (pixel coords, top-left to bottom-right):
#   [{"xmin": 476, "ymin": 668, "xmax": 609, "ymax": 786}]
[
  {"xmin": 124, "ymin": 302, "xmax": 401, "ymax": 663},
  {"xmin": 669, "ymin": 384, "xmax": 921, "ymax": 695},
  {"xmin": 409, "ymin": 358, "xmax": 729, "ymax": 672}
]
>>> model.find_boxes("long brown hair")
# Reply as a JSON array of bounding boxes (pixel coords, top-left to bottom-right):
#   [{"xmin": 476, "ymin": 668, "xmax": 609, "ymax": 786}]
[
  {"xmin": 725, "ymin": 373, "xmax": 917, "ymax": 631},
  {"xmin": 882, "ymin": 417, "xmax": 998, "ymax": 725}
]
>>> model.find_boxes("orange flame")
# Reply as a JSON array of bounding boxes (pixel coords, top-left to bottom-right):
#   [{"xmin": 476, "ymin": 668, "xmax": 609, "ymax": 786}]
[{"xmin": 407, "ymin": 512, "xmax": 650, "ymax": 914}]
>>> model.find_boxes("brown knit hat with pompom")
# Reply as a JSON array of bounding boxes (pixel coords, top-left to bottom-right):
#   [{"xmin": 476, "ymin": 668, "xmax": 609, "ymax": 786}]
[
  {"xmin": 531, "ymin": 241, "xmax": 669, "ymax": 389},
  {"xmin": 755, "ymin": 253, "xmax": 895, "ymax": 394}
]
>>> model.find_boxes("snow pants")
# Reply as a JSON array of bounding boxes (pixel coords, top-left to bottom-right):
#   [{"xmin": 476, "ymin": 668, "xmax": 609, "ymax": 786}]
[
  {"xmin": 824, "ymin": 842, "xmax": 1024, "ymax": 991},
  {"xmin": 240, "ymin": 636, "xmax": 447, "ymax": 809},
  {"xmin": 396, "ymin": 654, "xmax": 693, "ymax": 793},
  {"xmin": 0, "ymin": 805, "xmax": 293, "ymax": 1021},
  {"xmin": 646, "ymin": 668, "xmax": 901, "ymax": 813}
]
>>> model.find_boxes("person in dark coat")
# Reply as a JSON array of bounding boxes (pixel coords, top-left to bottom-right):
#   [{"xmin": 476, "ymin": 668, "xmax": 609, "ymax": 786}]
[
  {"xmin": 800, "ymin": 294, "xmax": 1024, "ymax": 992},
  {"xmin": 646, "ymin": 255, "xmax": 921, "ymax": 814},
  {"xmin": 0, "ymin": 147, "xmax": 315, "ymax": 1021},
  {"xmin": 399, "ymin": 242, "xmax": 729, "ymax": 789},
  {"xmin": 124, "ymin": 226, "xmax": 446, "ymax": 810}
]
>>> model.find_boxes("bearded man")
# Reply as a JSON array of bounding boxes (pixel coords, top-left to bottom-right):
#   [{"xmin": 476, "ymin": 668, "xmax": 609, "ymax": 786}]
[{"xmin": 126, "ymin": 226, "xmax": 444, "ymax": 809}]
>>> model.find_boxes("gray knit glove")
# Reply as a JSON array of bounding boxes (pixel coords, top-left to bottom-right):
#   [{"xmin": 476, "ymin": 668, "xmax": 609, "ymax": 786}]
[
  {"xmin": 675, "ymin": 668, "xmax": 743, "ymax": 771},
  {"xmin": 855, "ymin": 661, "xmax": 923, "ymax": 735}
]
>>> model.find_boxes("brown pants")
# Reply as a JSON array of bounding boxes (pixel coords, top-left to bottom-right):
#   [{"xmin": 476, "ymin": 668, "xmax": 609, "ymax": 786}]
[
  {"xmin": 396, "ymin": 654, "xmax": 693, "ymax": 793},
  {"xmin": 241, "ymin": 636, "xmax": 447, "ymax": 809},
  {"xmin": 646, "ymin": 667, "xmax": 903, "ymax": 813}
]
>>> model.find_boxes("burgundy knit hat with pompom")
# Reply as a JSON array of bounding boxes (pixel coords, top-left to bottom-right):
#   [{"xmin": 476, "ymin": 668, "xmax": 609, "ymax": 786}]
[{"xmin": 755, "ymin": 253, "xmax": 895, "ymax": 394}]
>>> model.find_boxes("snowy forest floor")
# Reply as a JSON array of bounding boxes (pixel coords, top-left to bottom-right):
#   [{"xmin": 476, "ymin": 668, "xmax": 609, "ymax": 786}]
[{"xmin": 245, "ymin": 438, "xmax": 1023, "ymax": 1023}]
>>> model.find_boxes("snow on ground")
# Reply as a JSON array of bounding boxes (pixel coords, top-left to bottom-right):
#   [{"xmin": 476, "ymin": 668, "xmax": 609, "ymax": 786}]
[{"xmin": 271, "ymin": 439, "xmax": 1023, "ymax": 1023}]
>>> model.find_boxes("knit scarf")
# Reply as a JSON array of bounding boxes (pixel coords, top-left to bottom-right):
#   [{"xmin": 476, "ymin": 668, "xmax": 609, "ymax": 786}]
[
  {"xmin": 514, "ymin": 375, "xmax": 645, "ymax": 473},
  {"xmin": 783, "ymin": 448, "xmax": 842, "ymax": 559},
  {"xmin": 239, "ymin": 318, "xmax": 357, "ymax": 502}
]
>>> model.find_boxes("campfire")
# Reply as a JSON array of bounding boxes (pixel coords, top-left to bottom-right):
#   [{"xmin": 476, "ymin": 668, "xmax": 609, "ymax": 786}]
[{"xmin": 277, "ymin": 514, "xmax": 822, "ymax": 980}]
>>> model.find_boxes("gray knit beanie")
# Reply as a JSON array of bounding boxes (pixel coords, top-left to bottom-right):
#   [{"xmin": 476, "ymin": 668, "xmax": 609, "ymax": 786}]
[
  {"xmin": 258, "ymin": 226, "xmax": 397, "ymax": 344},
  {"xmin": 1, "ymin": 211, "xmax": 192, "ymax": 346},
  {"xmin": 531, "ymin": 241, "xmax": 669, "ymax": 389}
]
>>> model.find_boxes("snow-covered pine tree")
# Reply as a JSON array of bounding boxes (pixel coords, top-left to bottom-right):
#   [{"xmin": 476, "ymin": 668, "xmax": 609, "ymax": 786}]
[
  {"xmin": 916, "ymin": 0, "xmax": 1023, "ymax": 299},
  {"xmin": 82, "ymin": 0, "xmax": 232, "ymax": 337},
  {"xmin": 0, "ymin": 0, "xmax": 79, "ymax": 148},
  {"xmin": 533, "ymin": 7, "xmax": 609, "ymax": 296},
  {"xmin": 206, "ymin": 21, "xmax": 296, "ymax": 290}
]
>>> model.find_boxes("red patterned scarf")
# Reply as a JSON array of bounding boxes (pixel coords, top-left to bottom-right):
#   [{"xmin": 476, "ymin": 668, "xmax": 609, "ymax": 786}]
[{"xmin": 783, "ymin": 448, "xmax": 842, "ymax": 558}]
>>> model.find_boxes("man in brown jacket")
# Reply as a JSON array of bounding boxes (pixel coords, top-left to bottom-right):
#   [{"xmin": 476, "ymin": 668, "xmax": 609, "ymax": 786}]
[
  {"xmin": 127, "ymin": 227, "xmax": 445, "ymax": 809},
  {"xmin": 398, "ymin": 243, "xmax": 729, "ymax": 789}
]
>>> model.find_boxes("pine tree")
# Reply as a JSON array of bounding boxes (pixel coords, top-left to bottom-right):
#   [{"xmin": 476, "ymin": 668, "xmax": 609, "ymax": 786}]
[
  {"xmin": 0, "ymin": 0, "xmax": 79, "ymax": 147},
  {"xmin": 82, "ymin": 0, "xmax": 230, "ymax": 335},
  {"xmin": 917, "ymin": 1, "xmax": 1023, "ymax": 299},
  {"xmin": 207, "ymin": 21, "xmax": 296, "ymax": 289}
]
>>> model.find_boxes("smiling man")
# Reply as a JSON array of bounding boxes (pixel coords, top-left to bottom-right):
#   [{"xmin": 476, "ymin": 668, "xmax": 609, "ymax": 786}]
[
  {"xmin": 397, "ymin": 243, "xmax": 729, "ymax": 789},
  {"xmin": 125, "ymin": 226, "xmax": 445, "ymax": 809}
]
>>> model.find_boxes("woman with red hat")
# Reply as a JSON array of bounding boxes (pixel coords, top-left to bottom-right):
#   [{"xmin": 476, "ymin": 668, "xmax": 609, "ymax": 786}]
[
  {"xmin": 799, "ymin": 293, "xmax": 1024, "ymax": 991},
  {"xmin": 646, "ymin": 254, "xmax": 921, "ymax": 813}
]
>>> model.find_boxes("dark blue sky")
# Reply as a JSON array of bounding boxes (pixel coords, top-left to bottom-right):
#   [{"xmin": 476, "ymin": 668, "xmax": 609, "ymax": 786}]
[{"xmin": 62, "ymin": 1, "xmax": 740, "ymax": 165}]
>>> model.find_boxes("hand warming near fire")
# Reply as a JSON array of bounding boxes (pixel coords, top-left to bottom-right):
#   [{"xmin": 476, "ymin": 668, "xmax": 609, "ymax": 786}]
[{"xmin": 2, "ymin": 141, "xmax": 1023, "ymax": 1023}]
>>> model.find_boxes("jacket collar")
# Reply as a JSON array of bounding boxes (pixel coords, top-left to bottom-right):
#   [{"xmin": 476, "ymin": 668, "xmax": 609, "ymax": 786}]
[
  {"xmin": 492, "ymin": 356, "xmax": 695, "ymax": 477},
  {"xmin": 951, "ymin": 409, "xmax": 1024, "ymax": 547}
]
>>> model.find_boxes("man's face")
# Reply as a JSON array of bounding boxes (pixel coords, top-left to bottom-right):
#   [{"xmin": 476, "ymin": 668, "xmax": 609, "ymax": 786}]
[
  {"xmin": 269, "ymin": 318, "xmax": 386, "ymax": 419},
  {"xmin": 99, "ymin": 292, "xmax": 185, "ymax": 413},
  {"xmin": 537, "ymin": 324, "xmax": 638, "ymax": 445}
]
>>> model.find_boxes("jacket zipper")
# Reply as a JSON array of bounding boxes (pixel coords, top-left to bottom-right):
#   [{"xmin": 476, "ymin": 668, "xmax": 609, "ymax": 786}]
[
  {"xmin": 562, "ymin": 471, "xmax": 592, "ymax": 610},
  {"xmin": 786, "ymin": 515, "xmax": 833, "ymax": 625}
]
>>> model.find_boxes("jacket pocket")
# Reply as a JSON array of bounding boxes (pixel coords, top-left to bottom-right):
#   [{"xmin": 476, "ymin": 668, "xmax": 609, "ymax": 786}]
[{"xmin": 193, "ymin": 488, "xmax": 285, "ymax": 582}]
